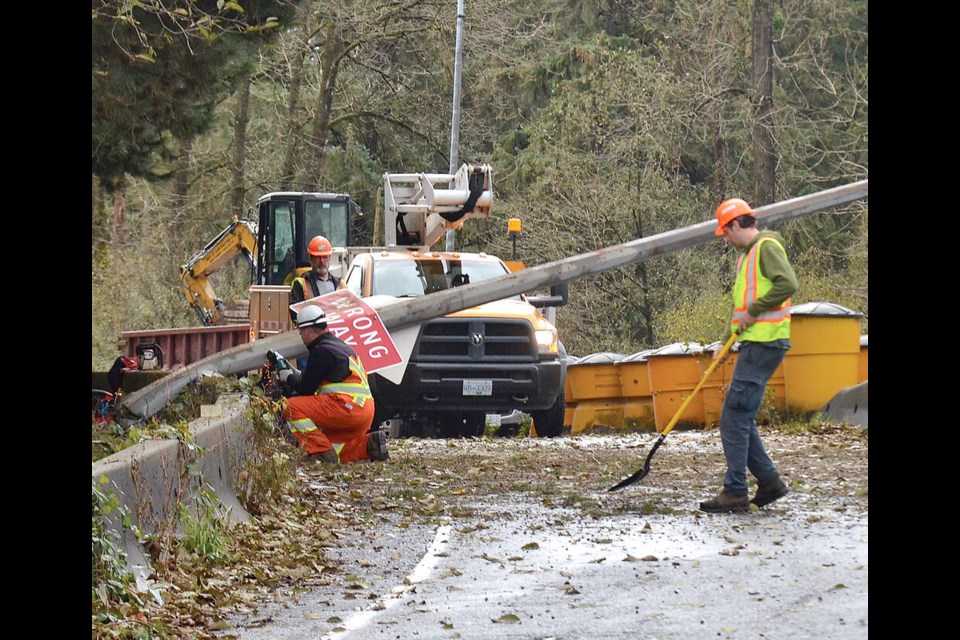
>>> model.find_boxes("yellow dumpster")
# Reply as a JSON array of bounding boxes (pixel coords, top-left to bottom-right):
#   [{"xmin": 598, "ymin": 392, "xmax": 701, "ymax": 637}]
[
  {"xmin": 783, "ymin": 302, "xmax": 864, "ymax": 412},
  {"xmin": 705, "ymin": 339, "xmax": 787, "ymax": 413},
  {"xmin": 571, "ymin": 400, "xmax": 628, "ymax": 435},
  {"xmin": 616, "ymin": 350, "xmax": 657, "ymax": 432},
  {"xmin": 566, "ymin": 352, "xmax": 626, "ymax": 401},
  {"xmin": 563, "ymin": 355, "xmax": 579, "ymax": 428},
  {"xmin": 567, "ymin": 352, "xmax": 627, "ymax": 433},
  {"xmin": 646, "ymin": 342, "xmax": 729, "ymax": 431},
  {"xmin": 858, "ymin": 334, "xmax": 868, "ymax": 383}
]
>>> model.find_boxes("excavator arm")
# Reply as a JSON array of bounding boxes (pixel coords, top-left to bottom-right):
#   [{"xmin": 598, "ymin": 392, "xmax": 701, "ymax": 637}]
[{"xmin": 180, "ymin": 217, "xmax": 258, "ymax": 326}]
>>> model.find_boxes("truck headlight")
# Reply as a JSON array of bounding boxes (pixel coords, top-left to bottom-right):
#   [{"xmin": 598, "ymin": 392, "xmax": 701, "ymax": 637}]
[{"xmin": 535, "ymin": 329, "xmax": 559, "ymax": 355}]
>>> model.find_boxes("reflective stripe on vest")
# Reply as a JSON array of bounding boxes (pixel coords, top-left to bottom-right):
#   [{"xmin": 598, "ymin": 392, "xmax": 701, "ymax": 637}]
[
  {"xmin": 316, "ymin": 352, "xmax": 372, "ymax": 407},
  {"xmin": 294, "ymin": 276, "xmax": 317, "ymax": 299},
  {"xmin": 731, "ymin": 236, "xmax": 791, "ymax": 342}
]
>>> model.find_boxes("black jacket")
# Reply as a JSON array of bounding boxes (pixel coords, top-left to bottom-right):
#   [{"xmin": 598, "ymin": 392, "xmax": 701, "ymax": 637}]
[{"xmin": 285, "ymin": 332, "xmax": 355, "ymax": 397}]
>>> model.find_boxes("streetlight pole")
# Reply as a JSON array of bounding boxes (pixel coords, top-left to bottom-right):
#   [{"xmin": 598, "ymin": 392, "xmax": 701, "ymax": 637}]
[{"xmin": 445, "ymin": 0, "xmax": 465, "ymax": 252}]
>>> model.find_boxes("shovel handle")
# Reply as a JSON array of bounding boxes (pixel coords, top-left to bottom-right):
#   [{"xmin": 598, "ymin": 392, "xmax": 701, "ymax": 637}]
[{"xmin": 659, "ymin": 332, "xmax": 738, "ymax": 438}]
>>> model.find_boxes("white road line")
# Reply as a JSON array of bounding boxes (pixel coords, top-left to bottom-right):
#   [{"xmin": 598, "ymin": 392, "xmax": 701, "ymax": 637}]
[{"xmin": 321, "ymin": 523, "xmax": 452, "ymax": 639}]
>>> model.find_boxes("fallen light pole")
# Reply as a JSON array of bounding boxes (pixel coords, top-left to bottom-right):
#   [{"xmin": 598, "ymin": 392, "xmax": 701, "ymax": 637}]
[{"xmin": 119, "ymin": 179, "xmax": 867, "ymax": 422}]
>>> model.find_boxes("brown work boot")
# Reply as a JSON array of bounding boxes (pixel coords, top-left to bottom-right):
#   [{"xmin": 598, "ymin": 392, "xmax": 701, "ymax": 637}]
[
  {"xmin": 367, "ymin": 429, "xmax": 389, "ymax": 461},
  {"xmin": 305, "ymin": 449, "xmax": 339, "ymax": 464},
  {"xmin": 699, "ymin": 491, "xmax": 750, "ymax": 513},
  {"xmin": 752, "ymin": 478, "xmax": 789, "ymax": 508}
]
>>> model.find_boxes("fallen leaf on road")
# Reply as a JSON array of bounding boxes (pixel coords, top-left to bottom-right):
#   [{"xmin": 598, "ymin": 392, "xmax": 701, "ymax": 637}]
[{"xmin": 492, "ymin": 613, "xmax": 521, "ymax": 623}]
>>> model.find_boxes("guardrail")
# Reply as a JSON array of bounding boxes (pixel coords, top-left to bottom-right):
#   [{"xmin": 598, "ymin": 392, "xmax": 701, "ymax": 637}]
[{"xmin": 92, "ymin": 393, "xmax": 254, "ymax": 592}]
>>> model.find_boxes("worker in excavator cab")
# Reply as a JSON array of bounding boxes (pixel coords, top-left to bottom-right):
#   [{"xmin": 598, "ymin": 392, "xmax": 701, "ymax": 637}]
[{"xmin": 267, "ymin": 305, "xmax": 388, "ymax": 464}]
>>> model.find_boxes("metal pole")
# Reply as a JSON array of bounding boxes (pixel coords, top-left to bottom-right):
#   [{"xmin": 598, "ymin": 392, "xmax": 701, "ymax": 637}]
[{"xmin": 445, "ymin": 0, "xmax": 465, "ymax": 252}]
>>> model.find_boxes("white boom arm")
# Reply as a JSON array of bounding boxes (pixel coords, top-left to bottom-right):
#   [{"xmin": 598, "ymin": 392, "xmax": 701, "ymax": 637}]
[{"xmin": 383, "ymin": 163, "xmax": 493, "ymax": 248}]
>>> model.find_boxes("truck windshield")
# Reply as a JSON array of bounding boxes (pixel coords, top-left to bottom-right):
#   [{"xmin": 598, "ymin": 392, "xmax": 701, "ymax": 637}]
[{"xmin": 372, "ymin": 258, "xmax": 520, "ymax": 300}]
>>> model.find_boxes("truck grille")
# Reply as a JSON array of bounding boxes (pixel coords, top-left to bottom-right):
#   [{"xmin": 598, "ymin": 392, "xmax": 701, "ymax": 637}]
[{"xmin": 415, "ymin": 319, "xmax": 536, "ymax": 361}]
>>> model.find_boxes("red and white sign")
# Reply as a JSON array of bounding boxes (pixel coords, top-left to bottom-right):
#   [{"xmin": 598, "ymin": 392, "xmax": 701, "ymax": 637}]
[{"xmin": 289, "ymin": 289, "xmax": 402, "ymax": 373}]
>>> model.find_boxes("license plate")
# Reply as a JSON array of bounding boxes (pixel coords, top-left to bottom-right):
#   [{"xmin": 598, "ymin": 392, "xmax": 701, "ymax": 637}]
[{"xmin": 463, "ymin": 379, "xmax": 493, "ymax": 396}]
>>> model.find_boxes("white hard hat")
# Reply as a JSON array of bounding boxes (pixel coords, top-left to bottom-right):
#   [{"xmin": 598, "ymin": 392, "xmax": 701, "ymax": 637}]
[{"xmin": 296, "ymin": 305, "xmax": 327, "ymax": 329}]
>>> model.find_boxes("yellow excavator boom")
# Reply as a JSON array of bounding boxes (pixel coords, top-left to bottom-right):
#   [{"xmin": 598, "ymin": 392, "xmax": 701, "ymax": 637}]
[{"xmin": 180, "ymin": 217, "xmax": 258, "ymax": 326}]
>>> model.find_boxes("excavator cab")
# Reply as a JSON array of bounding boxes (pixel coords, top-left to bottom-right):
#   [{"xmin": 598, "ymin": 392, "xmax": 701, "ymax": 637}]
[{"xmin": 255, "ymin": 192, "xmax": 363, "ymax": 286}]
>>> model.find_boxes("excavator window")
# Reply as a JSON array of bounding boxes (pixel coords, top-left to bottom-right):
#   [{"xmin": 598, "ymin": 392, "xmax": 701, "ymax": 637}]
[
  {"xmin": 304, "ymin": 201, "xmax": 350, "ymax": 249},
  {"xmin": 263, "ymin": 202, "xmax": 296, "ymax": 285}
]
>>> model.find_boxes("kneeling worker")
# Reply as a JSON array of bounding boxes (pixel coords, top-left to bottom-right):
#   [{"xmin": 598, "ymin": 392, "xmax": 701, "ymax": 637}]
[{"xmin": 270, "ymin": 304, "xmax": 388, "ymax": 463}]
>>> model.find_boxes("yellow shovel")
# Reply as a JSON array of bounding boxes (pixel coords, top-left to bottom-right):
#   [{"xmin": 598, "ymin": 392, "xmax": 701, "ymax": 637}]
[{"xmin": 608, "ymin": 331, "xmax": 739, "ymax": 491}]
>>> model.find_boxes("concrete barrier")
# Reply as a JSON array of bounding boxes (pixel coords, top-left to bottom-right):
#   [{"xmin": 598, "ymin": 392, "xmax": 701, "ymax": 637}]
[
  {"xmin": 819, "ymin": 381, "xmax": 868, "ymax": 428},
  {"xmin": 92, "ymin": 393, "xmax": 254, "ymax": 592}
]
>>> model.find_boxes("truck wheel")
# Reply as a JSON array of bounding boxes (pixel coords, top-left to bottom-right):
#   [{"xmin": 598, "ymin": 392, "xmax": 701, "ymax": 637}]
[{"xmin": 531, "ymin": 389, "xmax": 564, "ymax": 438}]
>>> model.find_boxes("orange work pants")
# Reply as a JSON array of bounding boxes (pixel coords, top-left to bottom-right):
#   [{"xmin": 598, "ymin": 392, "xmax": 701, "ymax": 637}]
[{"xmin": 284, "ymin": 393, "xmax": 375, "ymax": 463}]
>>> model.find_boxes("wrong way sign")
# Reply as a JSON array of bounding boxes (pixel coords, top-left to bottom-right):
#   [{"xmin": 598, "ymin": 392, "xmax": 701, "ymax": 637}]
[{"xmin": 289, "ymin": 289, "xmax": 402, "ymax": 373}]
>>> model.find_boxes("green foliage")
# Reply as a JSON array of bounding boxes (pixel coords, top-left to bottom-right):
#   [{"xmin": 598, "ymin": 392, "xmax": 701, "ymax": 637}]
[
  {"xmin": 237, "ymin": 396, "xmax": 298, "ymax": 515},
  {"xmin": 92, "ymin": 0, "xmax": 868, "ymax": 361},
  {"xmin": 178, "ymin": 486, "xmax": 234, "ymax": 563},
  {"xmin": 92, "ymin": 479, "xmax": 138, "ymax": 606},
  {"xmin": 92, "ymin": 478, "xmax": 163, "ymax": 636},
  {"xmin": 91, "ymin": 0, "xmax": 300, "ymax": 184}
]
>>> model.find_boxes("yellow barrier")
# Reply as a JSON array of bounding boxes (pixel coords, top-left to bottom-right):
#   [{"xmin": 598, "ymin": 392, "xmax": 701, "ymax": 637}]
[
  {"xmin": 562, "ymin": 302, "xmax": 864, "ymax": 433},
  {"xmin": 563, "ymin": 355, "xmax": 578, "ymax": 428},
  {"xmin": 566, "ymin": 353, "xmax": 626, "ymax": 433},
  {"xmin": 782, "ymin": 302, "xmax": 864, "ymax": 412},
  {"xmin": 646, "ymin": 343, "xmax": 725, "ymax": 432},
  {"xmin": 566, "ymin": 352, "xmax": 626, "ymax": 401},
  {"xmin": 858, "ymin": 334, "xmax": 868, "ymax": 383},
  {"xmin": 617, "ymin": 350, "xmax": 657, "ymax": 432},
  {"xmin": 571, "ymin": 399, "xmax": 627, "ymax": 434}
]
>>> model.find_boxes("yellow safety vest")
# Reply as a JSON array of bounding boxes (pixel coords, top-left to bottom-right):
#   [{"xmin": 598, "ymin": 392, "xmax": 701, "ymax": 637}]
[
  {"xmin": 293, "ymin": 273, "xmax": 340, "ymax": 299},
  {"xmin": 731, "ymin": 236, "xmax": 791, "ymax": 342}
]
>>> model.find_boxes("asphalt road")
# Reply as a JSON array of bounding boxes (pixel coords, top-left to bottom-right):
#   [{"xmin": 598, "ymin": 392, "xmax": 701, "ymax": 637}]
[{"xmin": 219, "ymin": 432, "xmax": 868, "ymax": 640}]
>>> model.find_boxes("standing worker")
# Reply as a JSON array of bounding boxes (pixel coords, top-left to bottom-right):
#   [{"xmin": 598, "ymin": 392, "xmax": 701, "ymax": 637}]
[
  {"xmin": 269, "ymin": 304, "xmax": 388, "ymax": 464},
  {"xmin": 700, "ymin": 198, "xmax": 797, "ymax": 513},
  {"xmin": 289, "ymin": 235, "xmax": 342, "ymax": 368},
  {"xmin": 289, "ymin": 235, "xmax": 342, "ymax": 323}
]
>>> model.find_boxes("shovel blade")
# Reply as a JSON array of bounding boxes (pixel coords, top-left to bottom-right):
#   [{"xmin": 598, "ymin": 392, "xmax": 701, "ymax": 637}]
[{"xmin": 608, "ymin": 464, "xmax": 650, "ymax": 491}]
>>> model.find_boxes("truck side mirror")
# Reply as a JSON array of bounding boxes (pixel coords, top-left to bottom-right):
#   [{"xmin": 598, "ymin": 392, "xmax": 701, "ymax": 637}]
[
  {"xmin": 551, "ymin": 282, "xmax": 568, "ymax": 306},
  {"xmin": 527, "ymin": 282, "xmax": 568, "ymax": 309}
]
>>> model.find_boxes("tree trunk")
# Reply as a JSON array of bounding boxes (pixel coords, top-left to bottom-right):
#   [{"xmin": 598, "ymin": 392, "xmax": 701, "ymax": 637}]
[
  {"xmin": 279, "ymin": 47, "xmax": 306, "ymax": 191},
  {"xmin": 169, "ymin": 139, "xmax": 193, "ymax": 236},
  {"xmin": 752, "ymin": 0, "xmax": 776, "ymax": 205},
  {"xmin": 306, "ymin": 21, "xmax": 344, "ymax": 192},
  {"xmin": 233, "ymin": 77, "xmax": 251, "ymax": 217},
  {"xmin": 633, "ymin": 161, "xmax": 653, "ymax": 346}
]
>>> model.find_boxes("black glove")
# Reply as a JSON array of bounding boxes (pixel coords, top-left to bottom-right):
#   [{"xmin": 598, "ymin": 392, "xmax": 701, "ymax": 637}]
[{"xmin": 267, "ymin": 350, "xmax": 290, "ymax": 371}]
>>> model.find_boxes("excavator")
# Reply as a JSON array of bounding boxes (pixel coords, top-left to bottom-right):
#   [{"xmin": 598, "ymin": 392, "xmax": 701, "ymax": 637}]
[
  {"xmin": 180, "ymin": 217, "xmax": 258, "ymax": 326},
  {"xmin": 179, "ymin": 192, "xmax": 366, "ymax": 326}
]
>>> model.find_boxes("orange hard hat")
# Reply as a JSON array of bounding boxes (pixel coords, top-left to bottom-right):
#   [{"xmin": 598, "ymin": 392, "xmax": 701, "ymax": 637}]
[
  {"xmin": 714, "ymin": 198, "xmax": 755, "ymax": 236},
  {"xmin": 307, "ymin": 235, "xmax": 333, "ymax": 256}
]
